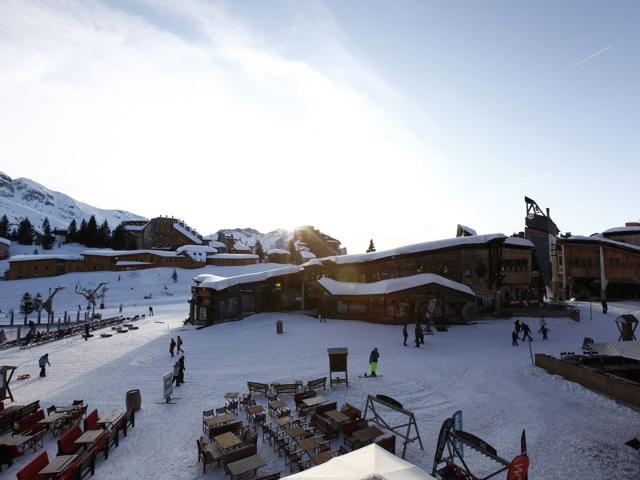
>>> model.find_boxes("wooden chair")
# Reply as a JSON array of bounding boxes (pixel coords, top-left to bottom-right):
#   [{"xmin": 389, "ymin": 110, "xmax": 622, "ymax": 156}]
[
  {"xmin": 306, "ymin": 377, "xmax": 327, "ymax": 392},
  {"xmin": 247, "ymin": 381, "xmax": 269, "ymax": 396},
  {"xmin": 198, "ymin": 436, "xmax": 222, "ymax": 473},
  {"xmin": 57, "ymin": 425, "xmax": 83, "ymax": 455},
  {"xmin": 202, "ymin": 410, "xmax": 214, "ymax": 431},
  {"xmin": 84, "ymin": 409, "xmax": 100, "ymax": 431},
  {"xmin": 16, "ymin": 451, "xmax": 48, "ymax": 480}
]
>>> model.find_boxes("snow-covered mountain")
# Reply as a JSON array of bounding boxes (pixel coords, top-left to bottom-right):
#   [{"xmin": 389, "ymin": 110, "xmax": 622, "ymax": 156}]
[
  {"xmin": 209, "ymin": 228, "xmax": 292, "ymax": 251},
  {"xmin": 0, "ymin": 171, "xmax": 146, "ymax": 230}
]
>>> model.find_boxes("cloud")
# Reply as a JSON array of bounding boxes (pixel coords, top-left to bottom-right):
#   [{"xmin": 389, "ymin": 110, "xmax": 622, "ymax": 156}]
[{"xmin": 565, "ymin": 44, "xmax": 613, "ymax": 71}]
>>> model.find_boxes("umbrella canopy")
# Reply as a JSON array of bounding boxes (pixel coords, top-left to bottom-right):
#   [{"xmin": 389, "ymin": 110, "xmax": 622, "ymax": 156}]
[{"xmin": 284, "ymin": 444, "xmax": 435, "ymax": 480}]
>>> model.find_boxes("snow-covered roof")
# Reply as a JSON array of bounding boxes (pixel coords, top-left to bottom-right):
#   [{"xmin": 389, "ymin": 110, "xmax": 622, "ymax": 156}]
[
  {"xmin": 206, "ymin": 239, "xmax": 227, "ymax": 248},
  {"xmin": 198, "ymin": 266, "xmax": 302, "ymax": 291},
  {"xmin": 301, "ymin": 259, "xmax": 324, "ymax": 268},
  {"xmin": 173, "ymin": 222, "xmax": 202, "ymax": 244},
  {"xmin": 0, "ymin": 237, "xmax": 10, "ymax": 247},
  {"xmin": 457, "ymin": 224, "xmax": 477, "ymax": 236},
  {"xmin": 565, "ymin": 235, "xmax": 640, "ymax": 254},
  {"xmin": 115, "ymin": 261, "xmax": 152, "ymax": 266},
  {"xmin": 193, "ymin": 273, "xmax": 226, "ymax": 285},
  {"xmin": 9, "ymin": 254, "xmax": 83, "ymax": 262},
  {"xmin": 299, "ymin": 250, "xmax": 316, "ymax": 259},
  {"xmin": 317, "ymin": 273, "xmax": 475, "ymax": 297},
  {"xmin": 208, "ymin": 253, "xmax": 259, "ymax": 260},
  {"xmin": 81, "ymin": 249, "xmax": 179, "ymax": 258},
  {"xmin": 603, "ymin": 226, "xmax": 640, "ymax": 235},
  {"xmin": 123, "ymin": 224, "xmax": 146, "ymax": 232},
  {"xmin": 267, "ymin": 248, "xmax": 290, "ymax": 255},
  {"xmin": 176, "ymin": 245, "xmax": 217, "ymax": 254},
  {"xmin": 324, "ymin": 234, "xmax": 533, "ymax": 266},
  {"xmin": 233, "ymin": 241, "xmax": 251, "ymax": 251},
  {"xmin": 285, "ymin": 444, "xmax": 435, "ymax": 479}
]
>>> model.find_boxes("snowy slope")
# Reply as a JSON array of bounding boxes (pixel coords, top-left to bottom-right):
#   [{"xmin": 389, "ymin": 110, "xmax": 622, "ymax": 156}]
[
  {"xmin": 0, "ymin": 171, "xmax": 146, "ymax": 229},
  {"xmin": 211, "ymin": 228, "xmax": 292, "ymax": 251}
]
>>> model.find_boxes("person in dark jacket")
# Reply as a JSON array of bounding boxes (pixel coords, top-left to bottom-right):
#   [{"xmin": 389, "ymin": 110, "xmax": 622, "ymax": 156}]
[
  {"xmin": 177, "ymin": 355, "xmax": 186, "ymax": 384},
  {"xmin": 521, "ymin": 322, "xmax": 533, "ymax": 341},
  {"xmin": 148, "ymin": 306, "xmax": 154, "ymax": 316},
  {"xmin": 538, "ymin": 325, "xmax": 549, "ymax": 340},
  {"xmin": 169, "ymin": 338, "xmax": 176, "ymax": 357},
  {"xmin": 511, "ymin": 330, "xmax": 519, "ymax": 346},
  {"xmin": 414, "ymin": 322, "xmax": 421, "ymax": 347},
  {"xmin": 514, "ymin": 319, "xmax": 521, "ymax": 335},
  {"xmin": 176, "ymin": 335, "xmax": 184, "ymax": 354},
  {"xmin": 402, "ymin": 324, "xmax": 408, "ymax": 346},
  {"xmin": 38, "ymin": 353, "xmax": 50, "ymax": 377},
  {"xmin": 172, "ymin": 362, "xmax": 180, "ymax": 387},
  {"xmin": 601, "ymin": 300, "xmax": 608, "ymax": 314},
  {"xmin": 84, "ymin": 323, "xmax": 90, "ymax": 340},
  {"xmin": 369, "ymin": 348, "xmax": 379, "ymax": 376}
]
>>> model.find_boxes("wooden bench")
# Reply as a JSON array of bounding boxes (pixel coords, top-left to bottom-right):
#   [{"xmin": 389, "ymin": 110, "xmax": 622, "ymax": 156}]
[
  {"xmin": 274, "ymin": 383, "xmax": 299, "ymax": 396},
  {"xmin": 16, "ymin": 451, "xmax": 48, "ymax": 480},
  {"xmin": 223, "ymin": 444, "xmax": 257, "ymax": 470},
  {"xmin": 247, "ymin": 381, "xmax": 269, "ymax": 396},
  {"xmin": 57, "ymin": 425, "xmax": 83, "ymax": 455},
  {"xmin": 312, "ymin": 413, "xmax": 339, "ymax": 440},
  {"xmin": 14, "ymin": 409, "xmax": 44, "ymax": 435},
  {"xmin": 209, "ymin": 420, "xmax": 242, "ymax": 441},
  {"xmin": 84, "ymin": 409, "xmax": 100, "ymax": 431},
  {"xmin": 307, "ymin": 377, "xmax": 327, "ymax": 392},
  {"xmin": 315, "ymin": 401, "xmax": 337, "ymax": 418}
]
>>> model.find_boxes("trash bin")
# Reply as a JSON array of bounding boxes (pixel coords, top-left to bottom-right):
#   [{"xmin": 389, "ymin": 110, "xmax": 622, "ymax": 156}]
[
  {"xmin": 276, "ymin": 320, "xmax": 283, "ymax": 334},
  {"xmin": 126, "ymin": 389, "xmax": 142, "ymax": 412}
]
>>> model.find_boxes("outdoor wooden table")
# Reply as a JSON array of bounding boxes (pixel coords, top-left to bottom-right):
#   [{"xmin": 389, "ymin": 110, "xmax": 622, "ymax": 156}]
[
  {"xmin": 324, "ymin": 409, "xmax": 350, "ymax": 424},
  {"xmin": 353, "ymin": 426, "xmax": 384, "ymax": 444},
  {"xmin": 97, "ymin": 411, "xmax": 124, "ymax": 427},
  {"xmin": 226, "ymin": 454, "xmax": 266, "ymax": 480},
  {"xmin": 311, "ymin": 450, "xmax": 333, "ymax": 465},
  {"xmin": 247, "ymin": 405, "xmax": 264, "ymax": 415},
  {"xmin": 269, "ymin": 400, "xmax": 287, "ymax": 410},
  {"xmin": 275, "ymin": 416, "xmax": 296, "ymax": 428},
  {"xmin": 206, "ymin": 413, "xmax": 235, "ymax": 427},
  {"xmin": 38, "ymin": 454, "xmax": 77, "ymax": 476},
  {"xmin": 74, "ymin": 429, "xmax": 103, "ymax": 450},
  {"xmin": 213, "ymin": 431, "xmax": 241, "ymax": 450},
  {"xmin": 38, "ymin": 411, "xmax": 68, "ymax": 434},
  {"xmin": 297, "ymin": 437, "xmax": 320, "ymax": 453},
  {"xmin": 301, "ymin": 395, "xmax": 327, "ymax": 408},
  {"xmin": 285, "ymin": 427, "xmax": 305, "ymax": 439},
  {"xmin": 0, "ymin": 433, "xmax": 34, "ymax": 452},
  {"xmin": 55, "ymin": 405, "xmax": 79, "ymax": 413}
]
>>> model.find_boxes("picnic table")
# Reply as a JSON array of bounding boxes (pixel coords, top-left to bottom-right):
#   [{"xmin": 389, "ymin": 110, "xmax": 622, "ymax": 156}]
[
  {"xmin": 285, "ymin": 427, "xmax": 305, "ymax": 439},
  {"xmin": 206, "ymin": 413, "xmax": 235, "ymax": 427},
  {"xmin": 311, "ymin": 450, "xmax": 333, "ymax": 465},
  {"xmin": 0, "ymin": 433, "xmax": 36, "ymax": 452},
  {"xmin": 275, "ymin": 416, "xmax": 296, "ymax": 428},
  {"xmin": 301, "ymin": 395, "xmax": 327, "ymax": 408},
  {"xmin": 352, "ymin": 426, "xmax": 384, "ymax": 444},
  {"xmin": 97, "ymin": 411, "xmax": 124, "ymax": 428},
  {"xmin": 324, "ymin": 410, "xmax": 350, "ymax": 424},
  {"xmin": 247, "ymin": 405, "xmax": 264, "ymax": 415},
  {"xmin": 226, "ymin": 454, "xmax": 266, "ymax": 480},
  {"xmin": 297, "ymin": 437, "xmax": 320, "ymax": 454},
  {"xmin": 74, "ymin": 429, "xmax": 103, "ymax": 450},
  {"xmin": 39, "ymin": 454, "xmax": 77, "ymax": 477},
  {"xmin": 214, "ymin": 431, "xmax": 241, "ymax": 450},
  {"xmin": 269, "ymin": 400, "xmax": 286, "ymax": 410},
  {"xmin": 38, "ymin": 411, "xmax": 69, "ymax": 434}
]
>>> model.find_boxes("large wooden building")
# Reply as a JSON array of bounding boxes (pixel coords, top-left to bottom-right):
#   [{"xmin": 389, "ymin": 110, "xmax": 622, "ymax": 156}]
[{"xmin": 0, "ymin": 237, "xmax": 10, "ymax": 260}]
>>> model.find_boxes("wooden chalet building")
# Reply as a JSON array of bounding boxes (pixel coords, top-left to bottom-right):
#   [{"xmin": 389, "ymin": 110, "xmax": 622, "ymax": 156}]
[{"xmin": 0, "ymin": 237, "xmax": 10, "ymax": 260}]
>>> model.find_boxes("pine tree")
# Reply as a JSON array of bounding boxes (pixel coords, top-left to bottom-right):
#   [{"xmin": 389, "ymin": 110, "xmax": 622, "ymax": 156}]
[
  {"xmin": 85, "ymin": 216, "xmax": 98, "ymax": 247},
  {"xmin": 41, "ymin": 217, "xmax": 54, "ymax": 250},
  {"xmin": 20, "ymin": 292, "xmax": 35, "ymax": 318},
  {"xmin": 77, "ymin": 219, "xmax": 88, "ymax": 245},
  {"xmin": 66, "ymin": 219, "xmax": 78, "ymax": 243},
  {"xmin": 97, "ymin": 220, "xmax": 111, "ymax": 248},
  {"xmin": 171, "ymin": 268, "xmax": 178, "ymax": 283},
  {"xmin": 9, "ymin": 227, "xmax": 18, "ymax": 241},
  {"xmin": 17, "ymin": 218, "xmax": 34, "ymax": 245},
  {"xmin": 366, "ymin": 239, "xmax": 376, "ymax": 253},
  {"xmin": 0, "ymin": 214, "xmax": 9, "ymax": 238},
  {"xmin": 254, "ymin": 240, "xmax": 264, "ymax": 262},
  {"xmin": 33, "ymin": 293, "xmax": 43, "ymax": 312},
  {"xmin": 111, "ymin": 224, "xmax": 129, "ymax": 250}
]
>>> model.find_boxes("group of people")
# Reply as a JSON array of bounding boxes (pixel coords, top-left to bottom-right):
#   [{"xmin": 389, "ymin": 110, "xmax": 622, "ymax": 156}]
[
  {"xmin": 402, "ymin": 322, "xmax": 428, "ymax": 347},
  {"xmin": 169, "ymin": 335, "xmax": 185, "ymax": 386},
  {"xmin": 512, "ymin": 319, "xmax": 548, "ymax": 346}
]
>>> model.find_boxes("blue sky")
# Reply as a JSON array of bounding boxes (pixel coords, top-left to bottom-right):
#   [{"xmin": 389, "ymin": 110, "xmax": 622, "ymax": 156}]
[{"xmin": 1, "ymin": 0, "xmax": 638, "ymax": 252}]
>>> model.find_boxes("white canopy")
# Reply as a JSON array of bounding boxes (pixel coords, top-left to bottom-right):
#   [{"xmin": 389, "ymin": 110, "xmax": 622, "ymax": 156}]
[
  {"xmin": 284, "ymin": 444, "xmax": 435, "ymax": 480},
  {"xmin": 588, "ymin": 341, "xmax": 640, "ymax": 361}
]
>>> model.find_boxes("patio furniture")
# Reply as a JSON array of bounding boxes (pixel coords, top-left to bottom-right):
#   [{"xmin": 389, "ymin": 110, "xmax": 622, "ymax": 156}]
[
  {"xmin": 214, "ymin": 431, "xmax": 241, "ymax": 450},
  {"xmin": 227, "ymin": 454, "xmax": 266, "ymax": 480}
]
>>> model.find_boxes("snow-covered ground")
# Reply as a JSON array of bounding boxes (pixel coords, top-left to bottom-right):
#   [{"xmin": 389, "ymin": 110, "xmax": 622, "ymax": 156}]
[{"xmin": 1, "ymin": 295, "xmax": 639, "ymax": 479}]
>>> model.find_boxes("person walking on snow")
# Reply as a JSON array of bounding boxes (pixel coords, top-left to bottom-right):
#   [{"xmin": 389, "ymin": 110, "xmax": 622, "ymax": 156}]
[
  {"xmin": 601, "ymin": 300, "xmax": 608, "ymax": 314},
  {"xmin": 176, "ymin": 335, "xmax": 184, "ymax": 354},
  {"xmin": 84, "ymin": 323, "xmax": 90, "ymax": 340},
  {"xmin": 521, "ymin": 322, "xmax": 533, "ymax": 341},
  {"xmin": 177, "ymin": 355, "xmax": 186, "ymax": 384},
  {"xmin": 169, "ymin": 338, "xmax": 176, "ymax": 357},
  {"xmin": 511, "ymin": 330, "xmax": 519, "ymax": 346},
  {"xmin": 148, "ymin": 306, "xmax": 154, "ymax": 316},
  {"xmin": 402, "ymin": 324, "xmax": 408, "ymax": 346},
  {"xmin": 38, "ymin": 353, "xmax": 50, "ymax": 377},
  {"xmin": 414, "ymin": 322, "xmax": 421, "ymax": 347},
  {"xmin": 514, "ymin": 319, "xmax": 521, "ymax": 335},
  {"xmin": 172, "ymin": 362, "xmax": 180, "ymax": 387},
  {"xmin": 369, "ymin": 348, "xmax": 379, "ymax": 377},
  {"xmin": 539, "ymin": 324, "xmax": 549, "ymax": 340}
]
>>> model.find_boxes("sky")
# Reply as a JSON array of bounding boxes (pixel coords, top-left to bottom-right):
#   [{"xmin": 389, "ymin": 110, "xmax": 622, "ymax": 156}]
[{"xmin": 1, "ymin": 0, "xmax": 639, "ymax": 253}]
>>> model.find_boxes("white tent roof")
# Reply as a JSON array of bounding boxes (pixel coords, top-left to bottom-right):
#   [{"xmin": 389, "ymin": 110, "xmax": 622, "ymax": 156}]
[
  {"xmin": 588, "ymin": 341, "xmax": 640, "ymax": 361},
  {"xmin": 284, "ymin": 444, "xmax": 435, "ymax": 480}
]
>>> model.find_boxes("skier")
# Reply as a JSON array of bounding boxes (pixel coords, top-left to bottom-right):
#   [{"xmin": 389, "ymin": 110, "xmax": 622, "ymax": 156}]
[
  {"xmin": 148, "ymin": 306, "xmax": 154, "ymax": 317},
  {"xmin": 511, "ymin": 330, "xmax": 519, "ymax": 346},
  {"xmin": 176, "ymin": 335, "xmax": 184, "ymax": 354},
  {"xmin": 177, "ymin": 355, "xmax": 186, "ymax": 384},
  {"xmin": 514, "ymin": 319, "xmax": 521, "ymax": 335},
  {"xmin": 84, "ymin": 323, "xmax": 90, "ymax": 341},
  {"xmin": 169, "ymin": 338, "xmax": 176, "ymax": 357},
  {"xmin": 402, "ymin": 324, "xmax": 408, "ymax": 346},
  {"xmin": 601, "ymin": 300, "xmax": 608, "ymax": 314},
  {"xmin": 414, "ymin": 322, "xmax": 421, "ymax": 347},
  {"xmin": 38, "ymin": 353, "xmax": 50, "ymax": 377},
  {"xmin": 521, "ymin": 322, "xmax": 533, "ymax": 341},
  {"xmin": 539, "ymin": 324, "xmax": 549, "ymax": 340},
  {"xmin": 368, "ymin": 348, "xmax": 379, "ymax": 377},
  {"xmin": 172, "ymin": 361, "xmax": 180, "ymax": 387}
]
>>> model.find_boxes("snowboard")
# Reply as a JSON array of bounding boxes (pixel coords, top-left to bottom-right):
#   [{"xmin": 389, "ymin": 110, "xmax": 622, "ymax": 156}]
[{"xmin": 358, "ymin": 373, "xmax": 383, "ymax": 378}]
